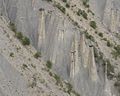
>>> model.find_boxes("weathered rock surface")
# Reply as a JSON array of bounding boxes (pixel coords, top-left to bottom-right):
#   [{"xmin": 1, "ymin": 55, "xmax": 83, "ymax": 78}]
[{"xmin": 0, "ymin": 0, "xmax": 120, "ymax": 96}]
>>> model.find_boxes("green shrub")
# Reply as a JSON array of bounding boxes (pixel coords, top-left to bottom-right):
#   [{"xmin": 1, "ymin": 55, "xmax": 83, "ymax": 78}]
[
  {"xmin": 88, "ymin": 9, "xmax": 94, "ymax": 15},
  {"xmin": 66, "ymin": 82, "xmax": 73, "ymax": 94},
  {"xmin": 55, "ymin": 3, "xmax": 66, "ymax": 14},
  {"xmin": 77, "ymin": 9, "xmax": 82, "ymax": 16},
  {"xmin": 85, "ymin": 31, "xmax": 95, "ymax": 42},
  {"xmin": 45, "ymin": 0, "xmax": 52, "ymax": 2},
  {"xmin": 95, "ymin": 31, "xmax": 98, "ymax": 34},
  {"xmin": 62, "ymin": 0, "xmax": 67, "ymax": 2},
  {"xmin": 90, "ymin": 21, "xmax": 97, "ymax": 29},
  {"xmin": 10, "ymin": 52, "xmax": 14, "ymax": 57},
  {"xmin": 72, "ymin": 90, "xmax": 80, "ymax": 96},
  {"xmin": 74, "ymin": 21, "xmax": 79, "ymax": 27},
  {"xmin": 9, "ymin": 22, "xmax": 30, "ymax": 46},
  {"xmin": 106, "ymin": 59, "xmax": 114, "ymax": 79},
  {"xmin": 98, "ymin": 32, "xmax": 103, "ymax": 37},
  {"xmin": 15, "ymin": 32, "xmax": 30, "ymax": 46},
  {"xmin": 77, "ymin": 9, "xmax": 88, "ymax": 19},
  {"xmin": 66, "ymin": 3, "xmax": 70, "ymax": 8},
  {"xmin": 111, "ymin": 45, "xmax": 120, "ymax": 59},
  {"xmin": 46, "ymin": 60, "xmax": 52, "ymax": 69},
  {"xmin": 83, "ymin": 0, "xmax": 89, "ymax": 8},
  {"xmin": 54, "ymin": 74, "xmax": 61, "ymax": 85},
  {"xmin": 114, "ymin": 81, "xmax": 120, "ymax": 87},
  {"xmin": 9, "ymin": 22, "xmax": 16, "ymax": 32},
  {"xmin": 102, "ymin": 38, "xmax": 107, "ymax": 41},
  {"xmin": 107, "ymin": 41, "xmax": 112, "ymax": 47},
  {"xmin": 15, "ymin": 32, "xmax": 23, "ymax": 40},
  {"xmin": 21, "ymin": 36, "xmax": 30, "ymax": 45},
  {"xmin": 22, "ymin": 64, "xmax": 28, "ymax": 70},
  {"xmin": 34, "ymin": 52, "xmax": 41, "ymax": 59}
]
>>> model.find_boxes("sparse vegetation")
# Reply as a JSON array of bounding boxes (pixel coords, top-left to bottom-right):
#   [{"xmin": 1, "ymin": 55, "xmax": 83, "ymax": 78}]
[
  {"xmin": 66, "ymin": 3, "xmax": 70, "ymax": 8},
  {"xmin": 83, "ymin": 0, "xmax": 89, "ymax": 8},
  {"xmin": 114, "ymin": 81, "xmax": 120, "ymax": 87},
  {"xmin": 9, "ymin": 22, "xmax": 16, "ymax": 32},
  {"xmin": 66, "ymin": 82, "xmax": 73, "ymax": 94},
  {"xmin": 106, "ymin": 59, "xmax": 114, "ymax": 79},
  {"xmin": 34, "ymin": 51, "xmax": 41, "ymax": 59},
  {"xmin": 31, "ymin": 64, "xmax": 36, "ymax": 69},
  {"xmin": 107, "ymin": 41, "xmax": 112, "ymax": 47},
  {"xmin": 111, "ymin": 45, "xmax": 120, "ymax": 60},
  {"xmin": 21, "ymin": 36, "xmax": 30, "ymax": 45},
  {"xmin": 54, "ymin": 74, "xmax": 61, "ymax": 85},
  {"xmin": 10, "ymin": 52, "xmax": 14, "ymax": 57},
  {"xmin": 46, "ymin": 60, "xmax": 52, "ymax": 69},
  {"xmin": 62, "ymin": 0, "xmax": 67, "ymax": 3},
  {"xmin": 55, "ymin": 3, "xmax": 66, "ymax": 14},
  {"xmin": 29, "ymin": 74, "xmax": 37, "ymax": 88},
  {"xmin": 98, "ymin": 32, "xmax": 103, "ymax": 37},
  {"xmin": 88, "ymin": 9, "xmax": 94, "ymax": 15},
  {"xmin": 9, "ymin": 22, "xmax": 30, "ymax": 46},
  {"xmin": 45, "ymin": 0, "xmax": 52, "ymax": 2},
  {"xmin": 22, "ymin": 64, "xmax": 28, "ymax": 70},
  {"xmin": 39, "ymin": 8, "xmax": 44, "ymax": 11},
  {"xmin": 102, "ymin": 38, "xmax": 107, "ymax": 41},
  {"xmin": 90, "ymin": 21, "xmax": 97, "ymax": 29},
  {"xmin": 15, "ymin": 32, "xmax": 23, "ymax": 39},
  {"xmin": 114, "ymin": 73, "xmax": 120, "ymax": 93},
  {"xmin": 77, "ymin": 9, "xmax": 88, "ymax": 19},
  {"xmin": 84, "ymin": 30, "xmax": 95, "ymax": 42},
  {"xmin": 93, "ymin": 48, "xmax": 114, "ymax": 80}
]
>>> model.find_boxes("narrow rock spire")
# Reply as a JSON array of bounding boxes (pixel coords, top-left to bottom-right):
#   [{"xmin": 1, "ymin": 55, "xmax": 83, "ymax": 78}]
[
  {"xmin": 38, "ymin": 10, "xmax": 46, "ymax": 49},
  {"xmin": 70, "ymin": 33, "xmax": 79, "ymax": 79},
  {"xmin": 88, "ymin": 46, "xmax": 98, "ymax": 81},
  {"xmin": 80, "ymin": 33, "xmax": 89, "ymax": 68}
]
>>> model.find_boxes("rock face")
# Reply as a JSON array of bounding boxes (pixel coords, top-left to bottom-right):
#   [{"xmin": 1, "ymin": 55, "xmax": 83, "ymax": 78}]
[
  {"xmin": 0, "ymin": 17, "xmax": 71, "ymax": 96},
  {"xmin": 90, "ymin": 0, "xmax": 120, "ymax": 33},
  {"xmin": 0, "ymin": 0, "xmax": 120, "ymax": 96}
]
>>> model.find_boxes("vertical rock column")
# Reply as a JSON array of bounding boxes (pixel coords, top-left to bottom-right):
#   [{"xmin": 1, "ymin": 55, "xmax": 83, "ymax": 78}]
[
  {"xmin": 116, "ymin": 9, "xmax": 120, "ymax": 33},
  {"xmin": 79, "ymin": 33, "xmax": 89, "ymax": 68},
  {"xmin": 88, "ymin": 46, "xmax": 98, "ymax": 81},
  {"xmin": 70, "ymin": 32, "xmax": 79, "ymax": 80},
  {"xmin": 110, "ymin": 8, "xmax": 117, "ymax": 32},
  {"xmin": 109, "ymin": 1, "xmax": 120, "ymax": 33},
  {"xmin": 37, "ymin": 10, "xmax": 46, "ymax": 50},
  {"xmin": 70, "ymin": 40, "xmax": 75, "ymax": 80}
]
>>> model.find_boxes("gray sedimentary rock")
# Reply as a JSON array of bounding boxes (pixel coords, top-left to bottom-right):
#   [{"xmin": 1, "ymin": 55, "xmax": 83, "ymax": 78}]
[
  {"xmin": 1, "ymin": 0, "xmax": 119, "ymax": 96},
  {"xmin": 90, "ymin": 0, "xmax": 120, "ymax": 33}
]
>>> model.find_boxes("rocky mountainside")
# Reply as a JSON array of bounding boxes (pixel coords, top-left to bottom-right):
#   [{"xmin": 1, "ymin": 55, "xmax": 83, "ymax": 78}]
[{"xmin": 0, "ymin": 0, "xmax": 120, "ymax": 96}]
